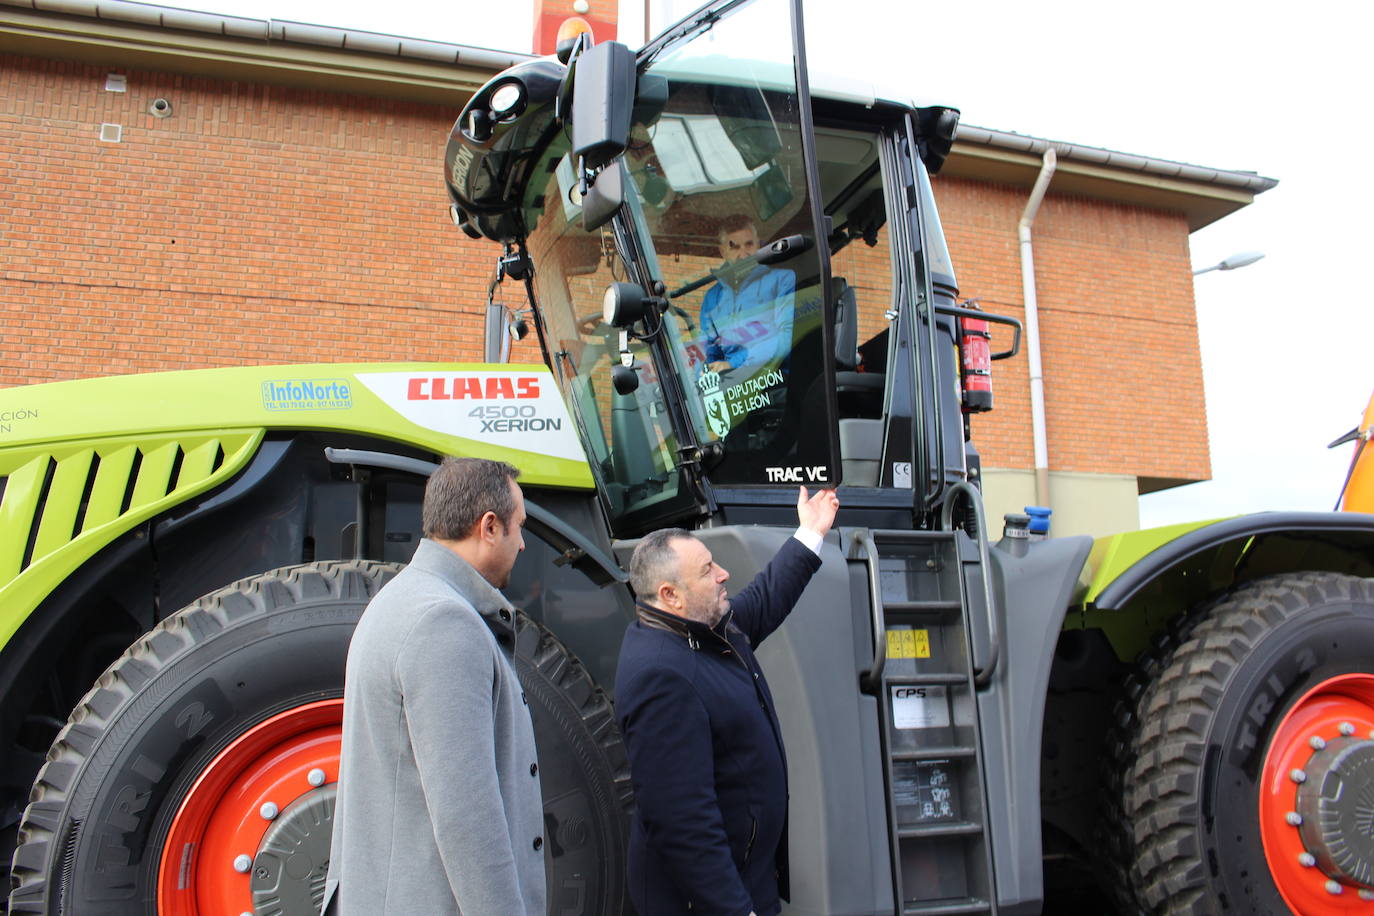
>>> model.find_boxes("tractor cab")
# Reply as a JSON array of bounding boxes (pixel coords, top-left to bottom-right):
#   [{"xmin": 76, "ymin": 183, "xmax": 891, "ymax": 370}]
[
  {"xmin": 444, "ymin": 13, "xmax": 1040, "ymax": 911},
  {"xmin": 446, "ymin": 0, "xmax": 999, "ymax": 537}
]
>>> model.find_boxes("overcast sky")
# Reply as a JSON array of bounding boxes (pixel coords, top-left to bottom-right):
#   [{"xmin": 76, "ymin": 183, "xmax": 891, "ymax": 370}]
[{"xmin": 173, "ymin": 0, "xmax": 1374, "ymax": 528}]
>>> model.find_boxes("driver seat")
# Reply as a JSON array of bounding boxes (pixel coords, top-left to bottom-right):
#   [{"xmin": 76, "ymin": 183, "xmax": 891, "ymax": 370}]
[
  {"xmin": 832, "ymin": 278, "xmax": 884, "ymax": 416},
  {"xmin": 831, "ymin": 278, "xmax": 885, "ymax": 485}
]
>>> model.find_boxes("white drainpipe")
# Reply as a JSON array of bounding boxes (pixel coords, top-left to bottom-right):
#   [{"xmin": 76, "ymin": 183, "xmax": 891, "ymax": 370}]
[{"xmin": 1019, "ymin": 149, "xmax": 1057, "ymax": 507}]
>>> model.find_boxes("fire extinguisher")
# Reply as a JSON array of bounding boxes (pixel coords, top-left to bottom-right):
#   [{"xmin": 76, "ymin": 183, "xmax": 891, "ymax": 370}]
[{"xmin": 958, "ymin": 299, "xmax": 993, "ymax": 413}]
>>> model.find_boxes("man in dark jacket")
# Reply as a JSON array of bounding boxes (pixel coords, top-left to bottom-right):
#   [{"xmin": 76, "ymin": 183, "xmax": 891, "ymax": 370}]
[{"xmin": 615, "ymin": 486, "xmax": 840, "ymax": 916}]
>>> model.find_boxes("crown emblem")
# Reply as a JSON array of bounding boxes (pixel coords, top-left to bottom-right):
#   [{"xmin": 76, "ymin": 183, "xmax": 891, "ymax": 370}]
[
  {"xmin": 697, "ymin": 369, "xmax": 722, "ymax": 395},
  {"xmin": 697, "ymin": 369, "xmax": 730, "ymax": 439}
]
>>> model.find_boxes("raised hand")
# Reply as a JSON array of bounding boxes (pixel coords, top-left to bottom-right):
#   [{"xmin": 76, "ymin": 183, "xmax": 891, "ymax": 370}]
[{"xmin": 797, "ymin": 486, "xmax": 840, "ymax": 539}]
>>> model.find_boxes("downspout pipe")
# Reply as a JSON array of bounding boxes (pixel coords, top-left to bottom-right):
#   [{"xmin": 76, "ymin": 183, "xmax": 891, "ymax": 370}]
[{"xmin": 1019, "ymin": 149, "xmax": 1057, "ymax": 507}]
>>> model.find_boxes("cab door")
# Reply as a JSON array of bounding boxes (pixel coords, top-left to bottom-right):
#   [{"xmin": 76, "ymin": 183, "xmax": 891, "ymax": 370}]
[{"xmin": 627, "ymin": 0, "xmax": 843, "ymax": 492}]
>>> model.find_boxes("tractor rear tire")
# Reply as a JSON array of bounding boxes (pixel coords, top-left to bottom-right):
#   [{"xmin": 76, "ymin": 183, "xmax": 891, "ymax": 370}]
[
  {"xmin": 7, "ymin": 560, "xmax": 632, "ymax": 916},
  {"xmin": 1120, "ymin": 571, "xmax": 1374, "ymax": 914}
]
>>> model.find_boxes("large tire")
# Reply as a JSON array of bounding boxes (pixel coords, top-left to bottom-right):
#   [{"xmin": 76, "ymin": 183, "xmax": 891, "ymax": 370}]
[
  {"xmin": 7, "ymin": 561, "xmax": 632, "ymax": 915},
  {"xmin": 1118, "ymin": 571, "xmax": 1374, "ymax": 914},
  {"xmin": 1098, "ymin": 605, "xmax": 1216, "ymax": 914}
]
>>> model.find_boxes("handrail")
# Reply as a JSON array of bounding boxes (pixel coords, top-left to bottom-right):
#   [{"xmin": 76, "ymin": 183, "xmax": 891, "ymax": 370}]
[
  {"xmin": 932, "ymin": 303, "xmax": 1024, "ymax": 361},
  {"xmin": 940, "ymin": 480, "xmax": 1002, "ymax": 687},
  {"xmin": 851, "ymin": 529, "xmax": 888, "ymax": 693},
  {"xmin": 903, "ymin": 116, "xmax": 946, "ymax": 509}
]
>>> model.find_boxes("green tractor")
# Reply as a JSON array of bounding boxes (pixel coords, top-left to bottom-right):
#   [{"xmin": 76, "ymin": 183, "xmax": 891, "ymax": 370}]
[{"xmin": 6, "ymin": 1, "xmax": 1374, "ymax": 913}]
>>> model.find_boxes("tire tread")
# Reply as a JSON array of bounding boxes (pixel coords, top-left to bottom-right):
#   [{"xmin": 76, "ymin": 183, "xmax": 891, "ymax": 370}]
[
  {"xmin": 1120, "ymin": 571, "xmax": 1374, "ymax": 915},
  {"xmin": 7, "ymin": 560, "xmax": 395, "ymax": 913}
]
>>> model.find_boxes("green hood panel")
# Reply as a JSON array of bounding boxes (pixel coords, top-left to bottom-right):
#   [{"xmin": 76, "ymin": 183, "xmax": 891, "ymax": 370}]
[
  {"xmin": 0, "ymin": 363, "xmax": 594, "ymax": 489},
  {"xmin": 1081, "ymin": 517, "xmax": 1226, "ymax": 606},
  {"xmin": 0, "ymin": 362, "xmax": 595, "ymax": 655},
  {"xmin": 0, "ymin": 429, "xmax": 263, "ymax": 651}
]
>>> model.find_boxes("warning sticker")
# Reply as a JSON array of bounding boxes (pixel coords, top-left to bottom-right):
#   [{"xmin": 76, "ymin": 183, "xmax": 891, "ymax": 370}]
[{"xmin": 886, "ymin": 628, "xmax": 931, "ymax": 660}]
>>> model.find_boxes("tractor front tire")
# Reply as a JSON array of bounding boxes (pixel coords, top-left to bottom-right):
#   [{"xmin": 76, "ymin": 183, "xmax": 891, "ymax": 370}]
[
  {"xmin": 7, "ymin": 560, "xmax": 632, "ymax": 916},
  {"xmin": 1122, "ymin": 571, "xmax": 1374, "ymax": 914}
]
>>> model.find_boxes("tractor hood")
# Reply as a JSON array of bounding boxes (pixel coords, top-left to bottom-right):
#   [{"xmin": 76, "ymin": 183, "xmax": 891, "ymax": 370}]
[{"xmin": 0, "ymin": 363, "xmax": 593, "ymax": 490}]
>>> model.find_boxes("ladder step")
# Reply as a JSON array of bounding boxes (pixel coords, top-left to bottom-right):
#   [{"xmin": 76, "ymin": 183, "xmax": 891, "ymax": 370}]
[
  {"xmin": 902, "ymin": 899, "xmax": 991, "ymax": 915},
  {"xmin": 883, "ymin": 600, "xmax": 962, "ymax": 614},
  {"xmin": 885, "ymin": 673, "xmax": 968, "ymax": 687},
  {"xmin": 897, "ymin": 820, "xmax": 984, "ymax": 840},
  {"xmin": 892, "ymin": 745, "xmax": 977, "ymax": 761},
  {"xmin": 873, "ymin": 529, "xmax": 957, "ymax": 544}
]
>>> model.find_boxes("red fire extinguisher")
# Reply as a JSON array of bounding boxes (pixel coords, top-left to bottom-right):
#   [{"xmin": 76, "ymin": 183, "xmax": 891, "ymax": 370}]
[{"xmin": 958, "ymin": 299, "xmax": 993, "ymax": 413}]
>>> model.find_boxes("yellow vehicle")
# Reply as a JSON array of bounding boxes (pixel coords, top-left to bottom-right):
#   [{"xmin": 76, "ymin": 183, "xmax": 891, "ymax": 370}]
[{"xmin": 1334, "ymin": 390, "xmax": 1374, "ymax": 512}]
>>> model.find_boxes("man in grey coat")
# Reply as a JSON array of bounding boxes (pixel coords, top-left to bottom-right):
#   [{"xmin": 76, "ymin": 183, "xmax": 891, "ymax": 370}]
[{"xmin": 324, "ymin": 457, "xmax": 545, "ymax": 915}]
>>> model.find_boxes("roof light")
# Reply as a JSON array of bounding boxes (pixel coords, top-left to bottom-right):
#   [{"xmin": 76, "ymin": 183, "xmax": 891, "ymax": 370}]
[{"xmin": 556, "ymin": 17, "xmax": 593, "ymax": 64}]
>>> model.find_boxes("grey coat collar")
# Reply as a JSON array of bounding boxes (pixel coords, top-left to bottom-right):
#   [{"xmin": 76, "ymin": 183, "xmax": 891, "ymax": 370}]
[{"xmin": 408, "ymin": 538, "xmax": 517, "ymax": 637}]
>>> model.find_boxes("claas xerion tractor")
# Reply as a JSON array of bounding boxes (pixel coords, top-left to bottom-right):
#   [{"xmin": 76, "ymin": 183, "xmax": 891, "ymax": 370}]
[{"xmin": 7, "ymin": 1, "xmax": 1374, "ymax": 913}]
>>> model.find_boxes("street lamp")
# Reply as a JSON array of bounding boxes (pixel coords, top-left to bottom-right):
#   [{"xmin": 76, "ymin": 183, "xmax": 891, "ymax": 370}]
[{"xmin": 1193, "ymin": 251, "xmax": 1265, "ymax": 276}]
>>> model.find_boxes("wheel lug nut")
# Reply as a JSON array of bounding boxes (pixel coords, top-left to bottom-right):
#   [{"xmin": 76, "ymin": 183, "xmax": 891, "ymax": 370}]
[
  {"xmin": 1340, "ymin": 722, "xmax": 1356, "ymax": 736},
  {"xmin": 1291, "ymin": 768, "xmax": 1308, "ymax": 784},
  {"xmin": 1327, "ymin": 879, "xmax": 1344, "ymax": 895},
  {"xmin": 260, "ymin": 801, "xmax": 279, "ymax": 820},
  {"xmin": 307, "ymin": 768, "xmax": 327, "ymax": 787},
  {"xmin": 1310, "ymin": 735, "xmax": 1327, "ymax": 750},
  {"xmin": 1286, "ymin": 811, "xmax": 1303, "ymax": 826},
  {"xmin": 1299, "ymin": 852, "xmax": 1317, "ymax": 867},
  {"xmin": 233, "ymin": 853, "xmax": 252, "ymax": 873}
]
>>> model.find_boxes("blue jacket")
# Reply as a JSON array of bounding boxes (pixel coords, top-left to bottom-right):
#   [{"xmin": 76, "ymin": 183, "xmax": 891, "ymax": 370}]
[
  {"xmin": 615, "ymin": 537, "xmax": 822, "ymax": 916},
  {"xmin": 700, "ymin": 263, "xmax": 796, "ymax": 373}
]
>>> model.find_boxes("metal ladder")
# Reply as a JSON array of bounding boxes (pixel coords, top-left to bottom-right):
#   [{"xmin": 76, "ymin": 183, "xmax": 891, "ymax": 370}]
[{"xmin": 852, "ymin": 503, "xmax": 1000, "ymax": 915}]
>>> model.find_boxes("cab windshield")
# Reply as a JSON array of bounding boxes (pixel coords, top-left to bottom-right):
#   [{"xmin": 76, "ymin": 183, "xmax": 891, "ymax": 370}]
[
  {"xmin": 523, "ymin": 0, "xmax": 901, "ymax": 533},
  {"xmin": 625, "ymin": 0, "xmax": 830, "ymax": 491}
]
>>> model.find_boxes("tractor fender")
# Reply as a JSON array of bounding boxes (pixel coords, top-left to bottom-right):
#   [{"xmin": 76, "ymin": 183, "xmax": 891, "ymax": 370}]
[
  {"xmin": 1090, "ymin": 511, "xmax": 1374, "ymax": 611},
  {"xmin": 1066, "ymin": 511, "xmax": 1374, "ymax": 667},
  {"xmin": 320, "ymin": 446, "xmax": 627, "ymax": 587}
]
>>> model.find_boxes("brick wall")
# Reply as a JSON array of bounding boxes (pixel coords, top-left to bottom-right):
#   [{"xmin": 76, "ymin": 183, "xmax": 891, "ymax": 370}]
[
  {"xmin": 935, "ymin": 177, "xmax": 1207, "ymax": 483},
  {"xmin": 0, "ymin": 55, "xmax": 1207, "ymax": 485},
  {"xmin": 0, "ymin": 55, "xmax": 515, "ymax": 383}
]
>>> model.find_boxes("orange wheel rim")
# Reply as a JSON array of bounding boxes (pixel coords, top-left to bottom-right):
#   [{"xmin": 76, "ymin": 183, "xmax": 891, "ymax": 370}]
[
  {"xmin": 1259, "ymin": 674, "xmax": 1374, "ymax": 913},
  {"xmin": 156, "ymin": 699, "xmax": 342, "ymax": 915}
]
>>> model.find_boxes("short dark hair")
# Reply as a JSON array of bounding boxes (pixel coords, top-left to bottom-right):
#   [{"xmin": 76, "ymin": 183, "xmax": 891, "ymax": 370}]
[
  {"xmin": 422, "ymin": 457, "xmax": 521, "ymax": 541},
  {"xmin": 628, "ymin": 527, "xmax": 694, "ymax": 600},
  {"xmin": 718, "ymin": 213, "xmax": 757, "ymax": 240}
]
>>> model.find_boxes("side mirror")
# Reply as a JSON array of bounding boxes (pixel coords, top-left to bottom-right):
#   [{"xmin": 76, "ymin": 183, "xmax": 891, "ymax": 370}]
[
  {"xmin": 582, "ymin": 161, "xmax": 624, "ymax": 231},
  {"xmin": 484, "ymin": 301, "xmax": 512, "ymax": 363},
  {"xmin": 571, "ymin": 41, "xmax": 636, "ymax": 171}
]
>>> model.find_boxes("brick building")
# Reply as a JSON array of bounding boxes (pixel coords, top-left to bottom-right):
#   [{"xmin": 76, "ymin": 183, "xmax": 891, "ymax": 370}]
[{"xmin": 0, "ymin": 0, "xmax": 1275, "ymax": 536}]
